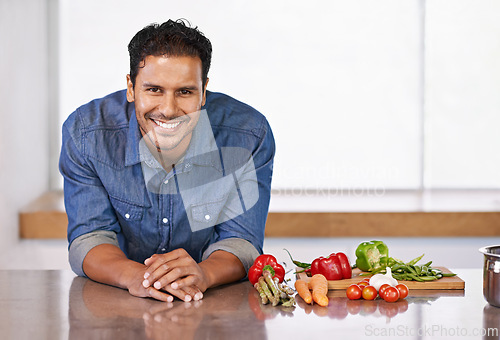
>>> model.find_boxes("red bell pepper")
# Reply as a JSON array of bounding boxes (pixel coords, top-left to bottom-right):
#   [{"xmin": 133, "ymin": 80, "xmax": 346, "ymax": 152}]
[
  {"xmin": 311, "ymin": 252, "xmax": 352, "ymax": 280},
  {"xmin": 248, "ymin": 254, "xmax": 286, "ymax": 285}
]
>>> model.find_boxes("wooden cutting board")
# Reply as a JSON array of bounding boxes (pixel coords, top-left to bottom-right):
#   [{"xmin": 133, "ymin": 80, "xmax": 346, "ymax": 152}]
[{"xmin": 296, "ymin": 267, "xmax": 465, "ymax": 290}]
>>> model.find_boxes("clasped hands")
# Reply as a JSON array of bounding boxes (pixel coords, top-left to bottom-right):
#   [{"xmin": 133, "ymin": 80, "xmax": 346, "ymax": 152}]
[{"xmin": 139, "ymin": 248, "xmax": 209, "ymax": 303}]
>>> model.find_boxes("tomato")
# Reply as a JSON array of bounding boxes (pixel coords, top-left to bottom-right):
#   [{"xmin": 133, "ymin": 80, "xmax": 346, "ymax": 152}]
[
  {"xmin": 378, "ymin": 284, "xmax": 391, "ymax": 296},
  {"xmin": 336, "ymin": 252, "xmax": 352, "ymax": 279},
  {"xmin": 362, "ymin": 285, "xmax": 378, "ymax": 300},
  {"xmin": 381, "ymin": 286, "xmax": 400, "ymax": 303},
  {"xmin": 395, "ymin": 284, "xmax": 409, "ymax": 299},
  {"xmin": 357, "ymin": 281, "xmax": 369, "ymax": 288},
  {"xmin": 346, "ymin": 284, "xmax": 362, "ymax": 300}
]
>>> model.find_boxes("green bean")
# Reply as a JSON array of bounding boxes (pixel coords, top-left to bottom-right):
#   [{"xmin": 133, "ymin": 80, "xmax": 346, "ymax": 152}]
[
  {"xmin": 394, "ymin": 274, "xmax": 408, "ymax": 281},
  {"xmin": 365, "ymin": 254, "xmax": 457, "ymax": 282},
  {"xmin": 283, "ymin": 249, "xmax": 311, "ymax": 269},
  {"xmin": 407, "ymin": 266, "xmax": 418, "ymax": 275},
  {"xmin": 407, "ymin": 273, "xmax": 424, "ymax": 282},
  {"xmin": 392, "ymin": 263, "xmax": 406, "ymax": 271},
  {"xmin": 418, "ymin": 276, "xmax": 438, "ymax": 281},
  {"xmin": 407, "ymin": 254, "xmax": 425, "ymax": 266}
]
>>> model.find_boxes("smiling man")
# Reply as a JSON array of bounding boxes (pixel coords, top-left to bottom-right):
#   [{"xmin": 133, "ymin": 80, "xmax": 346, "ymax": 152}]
[{"xmin": 59, "ymin": 20, "xmax": 275, "ymax": 302}]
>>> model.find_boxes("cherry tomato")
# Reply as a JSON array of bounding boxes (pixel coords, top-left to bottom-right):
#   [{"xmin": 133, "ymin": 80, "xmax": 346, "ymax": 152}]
[
  {"xmin": 395, "ymin": 284, "xmax": 409, "ymax": 299},
  {"xmin": 378, "ymin": 284, "xmax": 391, "ymax": 296},
  {"xmin": 360, "ymin": 278, "xmax": 370, "ymax": 283},
  {"xmin": 381, "ymin": 286, "xmax": 400, "ymax": 303},
  {"xmin": 357, "ymin": 281, "xmax": 369, "ymax": 288},
  {"xmin": 362, "ymin": 285, "xmax": 378, "ymax": 300},
  {"xmin": 346, "ymin": 284, "xmax": 362, "ymax": 300}
]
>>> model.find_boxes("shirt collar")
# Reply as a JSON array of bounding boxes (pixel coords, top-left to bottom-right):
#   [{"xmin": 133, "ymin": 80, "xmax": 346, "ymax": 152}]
[
  {"xmin": 125, "ymin": 109, "xmax": 142, "ymax": 167},
  {"xmin": 125, "ymin": 106, "xmax": 223, "ymax": 172},
  {"xmin": 182, "ymin": 109, "xmax": 222, "ymax": 172}
]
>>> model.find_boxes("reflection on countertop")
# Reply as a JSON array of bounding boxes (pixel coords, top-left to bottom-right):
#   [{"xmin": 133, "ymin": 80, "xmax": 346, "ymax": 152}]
[
  {"xmin": 0, "ymin": 269, "xmax": 497, "ymax": 339},
  {"xmin": 69, "ymin": 276, "xmax": 267, "ymax": 340}
]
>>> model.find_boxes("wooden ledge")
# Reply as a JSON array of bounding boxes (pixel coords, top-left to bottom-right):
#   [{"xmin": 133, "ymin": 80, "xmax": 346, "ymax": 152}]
[
  {"xmin": 264, "ymin": 212, "xmax": 500, "ymax": 237},
  {"xmin": 19, "ymin": 191, "xmax": 500, "ymax": 239},
  {"xmin": 19, "ymin": 190, "xmax": 68, "ymax": 239}
]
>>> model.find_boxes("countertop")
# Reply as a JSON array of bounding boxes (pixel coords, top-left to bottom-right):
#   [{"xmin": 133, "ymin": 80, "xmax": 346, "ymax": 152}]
[{"xmin": 0, "ymin": 269, "xmax": 499, "ymax": 339}]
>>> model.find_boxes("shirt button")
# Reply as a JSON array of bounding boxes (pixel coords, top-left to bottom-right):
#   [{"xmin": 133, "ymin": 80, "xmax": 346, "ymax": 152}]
[
  {"xmin": 204, "ymin": 214, "xmax": 210, "ymax": 221},
  {"xmin": 161, "ymin": 248, "xmax": 166, "ymax": 252},
  {"xmin": 162, "ymin": 218, "xmax": 168, "ymax": 223},
  {"xmin": 164, "ymin": 179, "xmax": 169, "ymax": 184},
  {"xmin": 125, "ymin": 213, "xmax": 130, "ymax": 219}
]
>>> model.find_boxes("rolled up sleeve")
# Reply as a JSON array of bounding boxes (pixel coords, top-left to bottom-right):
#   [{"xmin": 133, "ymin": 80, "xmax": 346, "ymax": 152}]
[
  {"xmin": 69, "ymin": 230, "xmax": 120, "ymax": 277},
  {"xmin": 201, "ymin": 237, "xmax": 260, "ymax": 272}
]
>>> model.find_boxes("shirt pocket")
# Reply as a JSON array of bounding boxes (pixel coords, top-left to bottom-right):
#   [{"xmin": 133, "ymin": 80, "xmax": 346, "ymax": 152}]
[
  {"xmin": 189, "ymin": 195, "xmax": 228, "ymax": 232},
  {"xmin": 109, "ymin": 196, "xmax": 144, "ymax": 222}
]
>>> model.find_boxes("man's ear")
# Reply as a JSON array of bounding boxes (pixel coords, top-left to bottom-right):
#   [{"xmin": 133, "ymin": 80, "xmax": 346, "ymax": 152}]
[
  {"xmin": 201, "ymin": 77, "xmax": 209, "ymax": 106},
  {"xmin": 126, "ymin": 74, "xmax": 135, "ymax": 102}
]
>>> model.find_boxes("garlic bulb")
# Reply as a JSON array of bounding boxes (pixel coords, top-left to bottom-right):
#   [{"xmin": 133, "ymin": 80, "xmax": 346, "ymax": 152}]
[{"xmin": 369, "ymin": 267, "xmax": 398, "ymax": 291}]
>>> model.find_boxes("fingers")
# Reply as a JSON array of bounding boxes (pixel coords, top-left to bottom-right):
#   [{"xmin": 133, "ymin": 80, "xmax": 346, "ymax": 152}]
[
  {"xmin": 145, "ymin": 286, "xmax": 174, "ymax": 303},
  {"xmin": 141, "ymin": 249, "xmax": 206, "ymax": 301},
  {"xmin": 150, "ymin": 264, "xmax": 196, "ymax": 290},
  {"xmin": 143, "ymin": 259, "xmax": 192, "ymax": 289},
  {"xmin": 179, "ymin": 285, "xmax": 204, "ymax": 302},
  {"xmin": 161, "ymin": 283, "xmax": 203, "ymax": 302},
  {"xmin": 143, "ymin": 283, "xmax": 203, "ymax": 303},
  {"xmin": 143, "ymin": 253, "xmax": 181, "ymax": 283},
  {"xmin": 143, "ymin": 252, "xmax": 203, "ymax": 292}
]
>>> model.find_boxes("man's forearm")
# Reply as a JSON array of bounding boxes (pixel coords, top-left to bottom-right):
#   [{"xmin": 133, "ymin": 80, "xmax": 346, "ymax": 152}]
[
  {"xmin": 199, "ymin": 250, "xmax": 246, "ymax": 288},
  {"xmin": 82, "ymin": 243, "xmax": 145, "ymax": 290}
]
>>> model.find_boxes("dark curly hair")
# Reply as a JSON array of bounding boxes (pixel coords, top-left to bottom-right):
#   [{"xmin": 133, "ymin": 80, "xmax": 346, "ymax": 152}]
[{"xmin": 128, "ymin": 19, "xmax": 212, "ymax": 87}]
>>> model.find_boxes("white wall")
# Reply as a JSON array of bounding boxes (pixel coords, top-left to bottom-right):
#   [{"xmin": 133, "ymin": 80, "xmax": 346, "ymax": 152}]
[
  {"xmin": 57, "ymin": 0, "xmax": 424, "ymax": 192},
  {"xmin": 0, "ymin": 0, "xmax": 69, "ymax": 270},
  {"xmin": 56, "ymin": 0, "xmax": 500, "ymax": 195},
  {"xmin": 425, "ymin": 0, "xmax": 500, "ymax": 188}
]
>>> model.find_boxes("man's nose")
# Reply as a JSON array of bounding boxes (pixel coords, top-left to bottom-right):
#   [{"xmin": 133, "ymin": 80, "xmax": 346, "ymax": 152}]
[{"xmin": 157, "ymin": 93, "xmax": 177, "ymax": 118}]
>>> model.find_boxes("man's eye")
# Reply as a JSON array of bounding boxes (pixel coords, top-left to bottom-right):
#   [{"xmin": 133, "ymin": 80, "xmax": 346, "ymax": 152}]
[
  {"xmin": 147, "ymin": 88, "xmax": 161, "ymax": 93},
  {"xmin": 179, "ymin": 89, "xmax": 192, "ymax": 95}
]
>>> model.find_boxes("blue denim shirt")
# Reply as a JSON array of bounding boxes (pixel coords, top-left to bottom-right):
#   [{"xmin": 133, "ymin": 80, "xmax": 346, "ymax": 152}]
[{"xmin": 59, "ymin": 90, "xmax": 275, "ymax": 277}]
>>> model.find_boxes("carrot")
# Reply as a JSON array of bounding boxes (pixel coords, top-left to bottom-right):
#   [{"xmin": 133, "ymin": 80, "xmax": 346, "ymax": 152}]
[
  {"xmin": 294, "ymin": 279, "xmax": 312, "ymax": 304},
  {"xmin": 310, "ymin": 274, "xmax": 329, "ymax": 307}
]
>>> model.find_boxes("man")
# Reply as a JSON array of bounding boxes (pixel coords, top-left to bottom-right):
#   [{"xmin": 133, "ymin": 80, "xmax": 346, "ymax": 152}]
[{"xmin": 59, "ymin": 19, "xmax": 275, "ymax": 302}]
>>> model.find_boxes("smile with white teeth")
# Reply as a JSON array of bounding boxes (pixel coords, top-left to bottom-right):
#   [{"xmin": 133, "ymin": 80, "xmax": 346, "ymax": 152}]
[{"xmin": 153, "ymin": 119, "xmax": 181, "ymax": 129}]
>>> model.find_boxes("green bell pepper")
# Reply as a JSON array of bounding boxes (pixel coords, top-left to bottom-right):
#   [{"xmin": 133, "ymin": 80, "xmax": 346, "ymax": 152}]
[{"xmin": 355, "ymin": 240, "xmax": 389, "ymax": 272}]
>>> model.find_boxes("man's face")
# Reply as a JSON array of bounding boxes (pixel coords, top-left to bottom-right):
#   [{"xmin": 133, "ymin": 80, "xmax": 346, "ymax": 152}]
[{"xmin": 126, "ymin": 55, "xmax": 207, "ymax": 156}]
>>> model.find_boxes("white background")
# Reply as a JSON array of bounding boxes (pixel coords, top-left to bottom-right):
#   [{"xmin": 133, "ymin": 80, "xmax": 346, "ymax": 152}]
[
  {"xmin": 56, "ymin": 0, "xmax": 500, "ymax": 194},
  {"xmin": 58, "ymin": 0, "xmax": 422, "ymax": 190}
]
